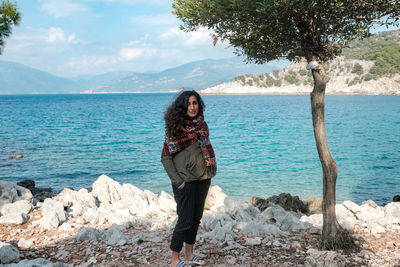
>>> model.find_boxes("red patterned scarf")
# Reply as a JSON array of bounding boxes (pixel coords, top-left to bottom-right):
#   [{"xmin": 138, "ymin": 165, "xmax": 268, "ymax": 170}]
[{"xmin": 162, "ymin": 114, "xmax": 216, "ymax": 166}]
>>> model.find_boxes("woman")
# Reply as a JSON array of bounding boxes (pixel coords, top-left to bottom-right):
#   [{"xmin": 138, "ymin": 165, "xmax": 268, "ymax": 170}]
[{"xmin": 161, "ymin": 90, "xmax": 217, "ymax": 267}]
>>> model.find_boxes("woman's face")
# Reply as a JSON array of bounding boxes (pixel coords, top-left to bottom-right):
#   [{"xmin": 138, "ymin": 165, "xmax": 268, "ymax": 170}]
[{"xmin": 186, "ymin": 95, "xmax": 199, "ymax": 117}]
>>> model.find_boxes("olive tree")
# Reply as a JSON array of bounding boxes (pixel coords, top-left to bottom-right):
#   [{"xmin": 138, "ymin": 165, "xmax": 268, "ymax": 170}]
[
  {"xmin": 0, "ymin": 0, "xmax": 20, "ymax": 54},
  {"xmin": 172, "ymin": 0, "xmax": 400, "ymax": 249}
]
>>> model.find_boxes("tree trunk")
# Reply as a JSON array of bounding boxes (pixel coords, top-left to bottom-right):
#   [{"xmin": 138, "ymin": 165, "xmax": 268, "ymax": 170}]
[{"xmin": 310, "ymin": 60, "xmax": 341, "ymax": 248}]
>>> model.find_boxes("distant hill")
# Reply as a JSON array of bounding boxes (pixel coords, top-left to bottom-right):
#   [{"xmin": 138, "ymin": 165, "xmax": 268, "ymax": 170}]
[
  {"xmin": 0, "ymin": 61, "xmax": 82, "ymax": 94},
  {"xmin": 0, "ymin": 58, "xmax": 287, "ymax": 94},
  {"xmin": 84, "ymin": 57, "xmax": 286, "ymax": 93},
  {"xmin": 202, "ymin": 30, "xmax": 400, "ymax": 95}
]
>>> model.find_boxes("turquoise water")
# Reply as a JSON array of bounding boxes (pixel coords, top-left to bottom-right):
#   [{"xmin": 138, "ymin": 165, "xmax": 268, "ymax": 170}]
[{"xmin": 1, "ymin": 94, "xmax": 399, "ymax": 205}]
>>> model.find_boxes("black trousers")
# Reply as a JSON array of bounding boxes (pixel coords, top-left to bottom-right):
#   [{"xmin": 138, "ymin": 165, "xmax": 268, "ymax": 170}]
[{"xmin": 170, "ymin": 179, "xmax": 211, "ymax": 252}]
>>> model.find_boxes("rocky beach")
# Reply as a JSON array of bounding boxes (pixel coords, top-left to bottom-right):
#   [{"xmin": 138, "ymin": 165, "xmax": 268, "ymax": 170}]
[{"xmin": 0, "ymin": 175, "xmax": 399, "ymax": 267}]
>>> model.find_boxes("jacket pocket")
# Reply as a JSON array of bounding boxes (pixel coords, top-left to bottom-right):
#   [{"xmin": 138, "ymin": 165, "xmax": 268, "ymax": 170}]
[{"xmin": 186, "ymin": 150, "xmax": 206, "ymax": 178}]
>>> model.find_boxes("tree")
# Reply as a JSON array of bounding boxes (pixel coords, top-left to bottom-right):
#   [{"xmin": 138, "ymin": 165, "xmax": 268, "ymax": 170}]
[
  {"xmin": 172, "ymin": 0, "xmax": 400, "ymax": 249},
  {"xmin": 0, "ymin": 0, "xmax": 20, "ymax": 54}
]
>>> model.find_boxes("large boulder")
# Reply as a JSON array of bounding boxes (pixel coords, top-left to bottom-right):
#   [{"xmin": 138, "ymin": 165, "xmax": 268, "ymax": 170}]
[
  {"xmin": 0, "ymin": 200, "xmax": 32, "ymax": 216},
  {"xmin": 0, "ymin": 241, "xmax": 20, "ymax": 264},
  {"xmin": 335, "ymin": 204, "xmax": 356, "ymax": 231},
  {"xmin": 91, "ymin": 175, "xmax": 124, "ymax": 204},
  {"xmin": 0, "ymin": 213, "xmax": 29, "ymax": 225},
  {"xmin": 384, "ymin": 202, "xmax": 400, "ymax": 218},
  {"xmin": 54, "ymin": 188, "xmax": 97, "ymax": 217},
  {"xmin": 158, "ymin": 191, "xmax": 176, "ymax": 214},
  {"xmin": 259, "ymin": 205, "xmax": 312, "ymax": 231},
  {"xmin": 38, "ymin": 199, "xmax": 66, "ymax": 229},
  {"xmin": 0, "ymin": 181, "xmax": 32, "ymax": 208},
  {"xmin": 251, "ymin": 193, "xmax": 308, "ymax": 213},
  {"xmin": 300, "ymin": 214, "xmax": 323, "ymax": 229},
  {"xmin": 204, "ymin": 185, "xmax": 227, "ymax": 210},
  {"xmin": 91, "ymin": 175, "xmax": 160, "ymax": 217}
]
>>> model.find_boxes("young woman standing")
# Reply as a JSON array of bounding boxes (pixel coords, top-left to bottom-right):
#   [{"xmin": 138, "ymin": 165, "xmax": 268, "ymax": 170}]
[{"xmin": 161, "ymin": 90, "xmax": 217, "ymax": 267}]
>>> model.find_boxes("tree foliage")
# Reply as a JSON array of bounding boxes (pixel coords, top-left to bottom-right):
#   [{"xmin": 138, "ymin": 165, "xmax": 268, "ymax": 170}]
[
  {"xmin": 173, "ymin": 0, "xmax": 400, "ymax": 63},
  {"xmin": 0, "ymin": 0, "xmax": 20, "ymax": 54}
]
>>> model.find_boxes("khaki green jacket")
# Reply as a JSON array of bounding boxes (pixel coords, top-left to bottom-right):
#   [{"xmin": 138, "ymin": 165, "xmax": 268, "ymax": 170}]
[{"xmin": 161, "ymin": 142, "xmax": 216, "ymax": 188}]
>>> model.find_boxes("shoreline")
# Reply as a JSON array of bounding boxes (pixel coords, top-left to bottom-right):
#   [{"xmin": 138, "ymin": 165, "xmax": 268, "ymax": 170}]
[{"xmin": 1, "ymin": 175, "xmax": 399, "ymax": 266}]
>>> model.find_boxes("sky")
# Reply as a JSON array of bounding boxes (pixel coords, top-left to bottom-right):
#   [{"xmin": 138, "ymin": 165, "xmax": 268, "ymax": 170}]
[
  {"xmin": 1, "ymin": 0, "xmax": 238, "ymax": 77},
  {"xmin": 1, "ymin": 1, "xmax": 399, "ymax": 78}
]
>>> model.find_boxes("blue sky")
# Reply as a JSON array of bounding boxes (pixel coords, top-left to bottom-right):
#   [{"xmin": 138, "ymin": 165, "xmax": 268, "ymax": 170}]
[
  {"xmin": 1, "ymin": 1, "xmax": 398, "ymax": 77},
  {"xmin": 1, "ymin": 0, "xmax": 236, "ymax": 77}
]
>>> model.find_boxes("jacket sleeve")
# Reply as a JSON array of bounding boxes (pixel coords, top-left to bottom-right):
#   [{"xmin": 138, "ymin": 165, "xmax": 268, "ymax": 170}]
[{"xmin": 161, "ymin": 155, "xmax": 185, "ymax": 188}]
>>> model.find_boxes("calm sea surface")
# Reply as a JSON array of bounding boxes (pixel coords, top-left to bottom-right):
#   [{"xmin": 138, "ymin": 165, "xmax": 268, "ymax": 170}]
[{"xmin": 0, "ymin": 94, "xmax": 399, "ymax": 205}]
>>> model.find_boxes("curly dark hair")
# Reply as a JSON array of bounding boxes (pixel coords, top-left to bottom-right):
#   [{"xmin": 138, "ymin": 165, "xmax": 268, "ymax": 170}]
[{"xmin": 164, "ymin": 90, "xmax": 205, "ymax": 138}]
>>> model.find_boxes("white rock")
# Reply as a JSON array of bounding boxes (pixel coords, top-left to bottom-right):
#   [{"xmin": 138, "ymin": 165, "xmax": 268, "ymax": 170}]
[
  {"xmin": 41, "ymin": 198, "xmax": 66, "ymax": 222},
  {"xmin": 244, "ymin": 237, "xmax": 261, "ymax": 246},
  {"xmin": 239, "ymin": 221, "xmax": 283, "ymax": 235},
  {"xmin": 367, "ymin": 222, "xmax": 386, "ymax": 235},
  {"xmin": 306, "ymin": 248, "xmax": 319, "ymax": 254},
  {"xmin": 304, "ymin": 250, "xmax": 346, "ymax": 267},
  {"xmin": 158, "ymin": 191, "xmax": 176, "ymax": 214},
  {"xmin": 272, "ymin": 240, "xmax": 282, "ymax": 247},
  {"xmin": 38, "ymin": 211, "xmax": 63, "ymax": 230},
  {"xmin": 335, "ymin": 204, "xmax": 356, "ymax": 230},
  {"xmin": 82, "ymin": 208, "xmax": 99, "ymax": 224},
  {"xmin": 300, "ymin": 214, "xmax": 323, "ymax": 229},
  {"xmin": 384, "ymin": 202, "xmax": 400, "ymax": 218},
  {"xmin": 355, "ymin": 204, "xmax": 385, "ymax": 222},
  {"xmin": 55, "ymin": 188, "xmax": 97, "ymax": 217},
  {"xmin": 91, "ymin": 175, "xmax": 124, "ymax": 204},
  {"xmin": 0, "ymin": 241, "xmax": 20, "ymax": 264},
  {"xmin": 362, "ymin": 200, "xmax": 378, "ymax": 208},
  {"xmin": 18, "ymin": 238, "xmax": 34, "ymax": 249},
  {"xmin": 342, "ymin": 200, "xmax": 361, "ymax": 214},
  {"xmin": 339, "ymin": 216, "xmax": 356, "ymax": 231},
  {"xmin": 0, "ymin": 213, "xmax": 29, "ymax": 225},
  {"xmin": 199, "ymin": 222, "xmax": 236, "ymax": 243},
  {"xmin": 0, "ymin": 200, "xmax": 33, "ymax": 216},
  {"xmin": 261, "ymin": 205, "xmax": 312, "ymax": 231},
  {"xmin": 204, "ymin": 185, "xmax": 227, "ymax": 210}
]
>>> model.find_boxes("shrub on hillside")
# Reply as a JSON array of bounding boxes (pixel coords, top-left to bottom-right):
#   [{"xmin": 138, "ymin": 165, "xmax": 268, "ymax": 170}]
[{"xmin": 351, "ymin": 63, "xmax": 363, "ymax": 75}]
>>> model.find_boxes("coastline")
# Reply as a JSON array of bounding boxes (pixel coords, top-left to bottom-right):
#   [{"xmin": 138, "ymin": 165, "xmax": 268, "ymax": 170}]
[{"xmin": 1, "ymin": 175, "xmax": 399, "ymax": 266}]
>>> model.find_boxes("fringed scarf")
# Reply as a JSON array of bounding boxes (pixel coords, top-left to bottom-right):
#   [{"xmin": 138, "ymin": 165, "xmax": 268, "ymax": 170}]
[{"xmin": 162, "ymin": 114, "xmax": 216, "ymax": 166}]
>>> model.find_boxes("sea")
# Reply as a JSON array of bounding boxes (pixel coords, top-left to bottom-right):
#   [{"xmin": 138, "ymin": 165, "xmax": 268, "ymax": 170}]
[{"xmin": 1, "ymin": 94, "xmax": 399, "ymax": 205}]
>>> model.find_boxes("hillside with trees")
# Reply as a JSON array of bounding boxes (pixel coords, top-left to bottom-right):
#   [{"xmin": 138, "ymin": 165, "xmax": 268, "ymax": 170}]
[{"xmin": 202, "ymin": 30, "xmax": 400, "ymax": 95}]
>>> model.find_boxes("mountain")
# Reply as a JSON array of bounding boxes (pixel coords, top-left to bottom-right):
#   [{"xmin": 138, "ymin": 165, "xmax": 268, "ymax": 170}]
[
  {"xmin": 0, "ymin": 58, "xmax": 287, "ymax": 94},
  {"xmin": 202, "ymin": 30, "xmax": 400, "ymax": 95},
  {"xmin": 0, "ymin": 61, "xmax": 82, "ymax": 94},
  {"xmin": 84, "ymin": 57, "xmax": 287, "ymax": 93}
]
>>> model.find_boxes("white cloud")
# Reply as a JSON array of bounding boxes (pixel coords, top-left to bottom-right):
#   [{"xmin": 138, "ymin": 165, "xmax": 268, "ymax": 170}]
[
  {"xmin": 184, "ymin": 29, "xmax": 213, "ymax": 46},
  {"xmin": 39, "ymin": 0, "xmax": 92, "ymax": 18},
  {"xmin": 119, "ymin": 47, "xmax": 144, "ymax": 60},
  {"xmin": 46, "ymin": 27, "xmax": 78, "ymax": 43},
  {"xmin": 158, "ymin": 27, "xmax": 213, "ymax": 47}
]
